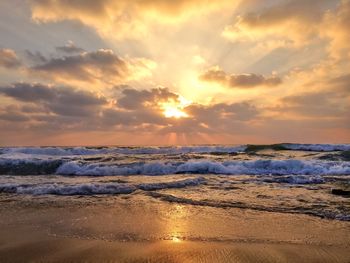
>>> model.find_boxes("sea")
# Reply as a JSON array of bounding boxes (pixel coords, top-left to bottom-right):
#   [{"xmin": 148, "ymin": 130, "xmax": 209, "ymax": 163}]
[{"xmin": 0, "ymin": 143, "xmax": 349, "ymax": 221}]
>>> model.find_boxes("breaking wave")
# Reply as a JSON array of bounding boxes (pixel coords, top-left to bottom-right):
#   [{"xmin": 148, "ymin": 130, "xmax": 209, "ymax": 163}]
[
  {"xmin": 56, "ymin": 159, "xmax": 350, "ymax": 176},
  {"xmin": 0, "ymin": 145, "xmax": 246, "ymax": 156},
  {"xmin": 1, "ymin": 158, "xmax": 349, "ymax": 176},
  {"xmin": 0, "ymin": 177, "xmax": 205, "ymax": 195}
]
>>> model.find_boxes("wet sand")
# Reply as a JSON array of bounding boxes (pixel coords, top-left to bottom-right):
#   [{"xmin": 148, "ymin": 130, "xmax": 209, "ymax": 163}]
[{"xmin": 0, "ymin": 194, "xmax": 349, "ymax": 263}]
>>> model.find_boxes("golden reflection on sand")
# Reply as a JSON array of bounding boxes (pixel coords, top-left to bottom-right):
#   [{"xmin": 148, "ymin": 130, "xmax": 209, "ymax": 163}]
[{"xmin": 167, "ymin": 204, "xmax": 187, "ymax": 243}]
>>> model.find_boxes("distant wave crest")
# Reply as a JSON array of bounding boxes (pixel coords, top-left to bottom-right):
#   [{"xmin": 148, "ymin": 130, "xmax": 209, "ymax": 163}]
[{"xmin": 1, "ymin": 143, "xmax": 349, "ymax": 157}]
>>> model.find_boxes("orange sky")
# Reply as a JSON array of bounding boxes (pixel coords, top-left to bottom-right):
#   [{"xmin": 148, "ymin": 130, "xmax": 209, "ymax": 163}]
[{"xmin": 0, "ymin": 0, "xmax": 349, "ymax": 145}]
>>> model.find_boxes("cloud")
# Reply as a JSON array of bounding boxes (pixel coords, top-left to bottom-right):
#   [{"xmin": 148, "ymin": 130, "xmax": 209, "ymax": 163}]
[
  {"xmin": 160, "ymin": 101, "xmax": 259, "ymax": 134},
  {"xmin": 322, "ymin": 0, "xmax": 350, "ymax": 59},
  {"xmin": 223, "ymin": 0, "xmax": 350, "ymax": 61},
  {"xmin": 55, "ymin": 41, "xmax": 85, "ymax": 54},
  {"xmin": 24, "ymin": 50, "xmax": 48, "ymax": 65},
  {"xmin": 29, "ymin": 49, "xmax": 155, "ymax": 87},
  {"xmin": 0, "ymin": 81, "xmax": 258, "ymax": 134},
  {"xmin": 0, "ymin": 49, "xmax": 22, "ymax": 69},
  {"xmin": 329, "ymin": 73, "xmax": 350, "ymax": 93},
  {"xmin": 222, "ymin": 0, "xmax": 336, "ymax": 48},
  {"xmin": 280, "ymin": 92, "xmax": 348, "ymax": 118},
  {"xmin": 0, "ymin": 83, "xmax": 177, "ymax": 129},
  {"xmin": 29, "ymin": 0, "xmax": 235, "ymax": 39},
  {"xmin": 1, "ymin": 81, "xmax": 348, "ymax": 144},
  {"xmin": 32, "ymin": 49, "xmax": 126, "ymax": 82},
  {"xmin": 199, "ymin": 68, "xmax": 281, "ymax": 88},
  {"xmin": 267, "ymin": 74, "xmax": 350, "ymax": 119},
  {"xmin": 0, "ymin": 106, "xmax": 31, "ymax": 122},
  {"xmin": 0, "ymin": 83, "xmax": 56, "ymax": 102},
  {"xmin": 116, "ymin": 86, "xmax": 179, "ymax": 110},
  {"xmin": 0, "ymin": 82, "xmax": 107, "ymax": 117},
  {"xmin": 187, "ymin": 101, "xmax": 258, "ymax": 124}
]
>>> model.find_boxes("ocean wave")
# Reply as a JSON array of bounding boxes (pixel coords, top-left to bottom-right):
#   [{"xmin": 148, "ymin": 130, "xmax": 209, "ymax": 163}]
[
  {"xmin": 1, "ymin": 157, "xmax": 349, "ymax": 177},
  {"xmin": 282, "ymin": 143, "xmax": 350, "ymax": 152},
  {"xmin": 0, "ymin": 145, "xmax": 246, "ymax": 156},
  {"xmin": 0, "ymin": 158, "xmax": 63, "ymax": 175},
  {"xmin": 261, "ymin": 175, "xmax": 324, "ymax": 184},
  {"xmin": 0, "ymin": 177, "xmax": 204, "ymax": 195},
  {"xmin": 56, "ymin": 159, "xmax": 350, "ymax": 176},
  {"xmin": 1, "ymin": 144, "xmax": 349, "ymax": 158},
  {"xmin": 0, "ymin": 183, "xmax": 136, "ymax": 195}
]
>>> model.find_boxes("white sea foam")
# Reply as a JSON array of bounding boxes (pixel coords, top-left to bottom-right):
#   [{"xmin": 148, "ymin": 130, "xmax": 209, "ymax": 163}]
[
  {"xmin": 262, "ymin": 175, "xmax": 324, "ymax": 184},
  {"xmin": 0, "ymin": 177, "xmax": 205, "ymax": 195},
  {"xmin": 138, "ymin": 177, "xmax": 205, "ymax": 190},
  {"xmin": 0, "ymin": 183, "xmax": 136, "ymax": 195},
  {"xmin": 56, "ymin": 159, "xmax": 350, "ymax": 176},
  {"xmin": 1, "ymin": 157, "xmax": 349, "ymax": 176}
]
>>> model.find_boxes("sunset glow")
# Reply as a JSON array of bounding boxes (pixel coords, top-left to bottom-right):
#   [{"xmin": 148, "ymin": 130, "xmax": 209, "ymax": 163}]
[
  {"xmin": 0, "ymin": 2, "xmax": 350, "ymax": 260},
  {"xmin": 0, "ymin": 0, "xmax": 349, "ymax": 145}
]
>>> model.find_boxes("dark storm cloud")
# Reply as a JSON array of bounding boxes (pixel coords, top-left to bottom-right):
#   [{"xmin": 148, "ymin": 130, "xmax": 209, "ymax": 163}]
[
  {"xmin": 199, "ymin": 68, "xmax": 281, "ymax": 88},
  {"xmin": 0, "ymin": 49, "xmax": 22, "ymax": 69}
]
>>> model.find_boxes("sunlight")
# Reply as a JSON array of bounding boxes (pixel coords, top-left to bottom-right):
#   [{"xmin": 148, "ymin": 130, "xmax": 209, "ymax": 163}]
[
  {"xmin": 166, "ymin": 204, "xmax": 187, "ymax": 244},
  {"xmin": 163, "ymin": 105, "xmax": 188, "ymax": 118},
  {"xmin": 171, "ymin": 236, "xmax": 182, "ymax": 243},
  {"xmin": 161, "ymin": 96, "xmax": 191, "ymax": 119}
]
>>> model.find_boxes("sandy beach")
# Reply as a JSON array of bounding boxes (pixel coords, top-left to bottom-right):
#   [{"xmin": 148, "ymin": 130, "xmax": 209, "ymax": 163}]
[{"xmin": 0, "ymin": 193, "xmax": 349, "ymax": 263}]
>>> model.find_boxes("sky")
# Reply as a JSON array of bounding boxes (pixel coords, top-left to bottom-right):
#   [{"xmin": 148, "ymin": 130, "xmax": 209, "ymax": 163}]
[{"xmin": 0, "ymin": 0, "xmax": 349, "ymax": 146}]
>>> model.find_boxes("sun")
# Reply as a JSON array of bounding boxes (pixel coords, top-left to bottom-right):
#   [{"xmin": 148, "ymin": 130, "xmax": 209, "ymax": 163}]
[
  {"xmin": 163, "ymin": 104, "xmax": 188, "ymax": 118},
  {"xmin": 161, "ymin": 97, "xmax": 191, "ymax": 119}
]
